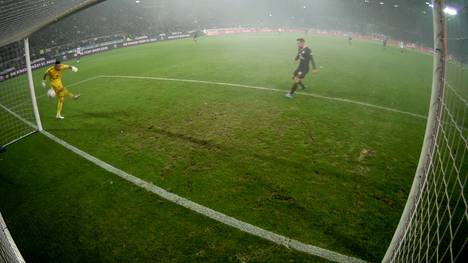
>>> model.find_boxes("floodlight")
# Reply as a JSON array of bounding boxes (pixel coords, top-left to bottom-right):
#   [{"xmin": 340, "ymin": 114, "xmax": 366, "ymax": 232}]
[{"xmin": 443, "ymin": 6, "xmax": 458, "ymax": 16}]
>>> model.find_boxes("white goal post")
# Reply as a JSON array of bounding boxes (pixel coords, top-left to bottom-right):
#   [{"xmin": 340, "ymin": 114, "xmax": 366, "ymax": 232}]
[
  {"xmin": 383, "ymin": 0, "xmax": 467, "ymax": 262},
  {"xmin": 24, "ymin": 38, "xmax": 43, "ymax": 132},
  {"xmin": 0, "ymin": 212, "xmax": 25, "ymax": 263}
]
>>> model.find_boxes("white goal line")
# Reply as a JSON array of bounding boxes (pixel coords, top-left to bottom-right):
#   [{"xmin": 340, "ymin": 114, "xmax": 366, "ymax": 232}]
[{"xmin": 41, "ymin": 130, "xmax": 367, "ymax": 263}]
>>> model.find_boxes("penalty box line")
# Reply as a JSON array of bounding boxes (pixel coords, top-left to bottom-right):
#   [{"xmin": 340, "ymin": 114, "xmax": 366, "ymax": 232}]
[
  {"xmin": 98, "ymin": 75, "xmax": 468, "ymax": 132},
  {"xmin": 99, "ymin": 75, "xmax": 428, "ymax": 120}
]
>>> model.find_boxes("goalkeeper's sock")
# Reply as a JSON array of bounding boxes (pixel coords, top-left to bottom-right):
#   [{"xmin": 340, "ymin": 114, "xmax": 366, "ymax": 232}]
[{"xmin": 57, "ymin": 99, "xmax": 63, "ymax": 117}]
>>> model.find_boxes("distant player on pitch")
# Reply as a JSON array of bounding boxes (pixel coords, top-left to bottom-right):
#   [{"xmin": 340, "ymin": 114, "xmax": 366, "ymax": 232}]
[
  {"xmin": 286, "ymin": 38, "xmax": 317, "ymax": 98},
  {"xmin": 348, "ymin": 34, "xmax": 353, "ymax": 46},
  {"xmin": 76, "ymin": 46, "xmax": 81, "ymax": 63},
  {"xmin": 42, "ymin": 61, "xmax": 80, "ymax": 119},
  {"xmin": 193, "ymin": 31, "xmax": 200, "ymax": 43}
]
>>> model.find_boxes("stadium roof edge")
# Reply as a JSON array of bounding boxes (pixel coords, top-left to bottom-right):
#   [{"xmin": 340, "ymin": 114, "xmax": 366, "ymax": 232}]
[{"xmin": 0, "ymin": 0, "xmax": 106, "ymax": 47}]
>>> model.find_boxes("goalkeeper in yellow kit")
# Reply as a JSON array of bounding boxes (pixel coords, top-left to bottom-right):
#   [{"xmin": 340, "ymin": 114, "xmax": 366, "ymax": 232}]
[{"xmin": 42, "ymin": 61, "xmax": 80, "ymax": 119}]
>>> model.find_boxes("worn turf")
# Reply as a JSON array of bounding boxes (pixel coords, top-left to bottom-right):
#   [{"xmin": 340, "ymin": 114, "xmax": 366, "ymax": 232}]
[{"xmin": 1, "ymin": 33, "xmax": 436, "ymax": 262}]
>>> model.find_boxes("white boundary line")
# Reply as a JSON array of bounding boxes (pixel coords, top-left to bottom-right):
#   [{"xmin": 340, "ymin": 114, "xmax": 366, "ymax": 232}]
[
  {"xmin": 100, "ymin": 75, "xmax": 428, "ymax": 120},
  {"xmin": 1, "ymin": 99, "xmax": 367, "ymax": 262},
  {"xmin": 40, "ymin": 129, "xmax": 367, "ymax": 263}
]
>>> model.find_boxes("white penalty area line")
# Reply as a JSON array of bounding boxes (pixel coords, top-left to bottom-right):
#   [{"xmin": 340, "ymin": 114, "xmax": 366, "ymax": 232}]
[
  {"xmin": 99, "ymin": 75, "xmax": 428, "ymax": 120},
  {"xmin": 40, "ymin": 129, "xmax": 367, "ymax": 263}
]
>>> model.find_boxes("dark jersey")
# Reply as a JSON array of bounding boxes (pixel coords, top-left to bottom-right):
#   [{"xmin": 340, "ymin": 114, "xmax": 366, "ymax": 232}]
[{"xmin": 295, "ymin": 46, "xmax": 316, "ymax": 72}]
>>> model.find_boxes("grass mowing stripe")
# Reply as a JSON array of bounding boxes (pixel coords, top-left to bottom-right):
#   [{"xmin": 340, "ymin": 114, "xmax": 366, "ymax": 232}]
[
  {"xmin": 100, "ymin": 75, "xmax": 428, "ymax": 120},
  {"xmin": 40, "ymin": 129, "xmax": 367, "ymax": 263}
]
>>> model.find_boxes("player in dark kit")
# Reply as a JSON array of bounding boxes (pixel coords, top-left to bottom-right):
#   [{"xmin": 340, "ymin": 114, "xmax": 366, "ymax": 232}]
[
  {"xmin": 193, "ymin": 31, "xmax": 200, "ymax": 42},
  {"xmin": 286, "ymin": 38, "xmax": 317, "ymax": 98}
]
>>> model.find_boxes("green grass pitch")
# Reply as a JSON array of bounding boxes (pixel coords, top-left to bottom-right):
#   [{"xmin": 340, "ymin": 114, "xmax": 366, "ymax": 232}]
[{"xmin": 1, "ymin": 33, "xmax": 435, "ymax": 262}]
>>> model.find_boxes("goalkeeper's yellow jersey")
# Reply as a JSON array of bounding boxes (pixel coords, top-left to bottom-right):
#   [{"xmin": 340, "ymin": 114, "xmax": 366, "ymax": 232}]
[{"xmin": 45, "ymin": 64, "xmax": 70, "ymax": 85}]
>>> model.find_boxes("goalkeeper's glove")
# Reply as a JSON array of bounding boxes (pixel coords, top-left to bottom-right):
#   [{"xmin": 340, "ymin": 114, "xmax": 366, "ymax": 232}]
[
  {"xmin": 71, "ymin": 66, "xmax": 79, "ymax": 72},
  {"xmin": 41, "ymin": 80, "xmax": 46, "ymax": 88}
]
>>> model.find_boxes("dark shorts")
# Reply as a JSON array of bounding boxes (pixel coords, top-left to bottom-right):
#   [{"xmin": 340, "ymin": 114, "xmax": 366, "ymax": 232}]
[{"xmin": 293, "ymin": 68, "xmax": 309, "ymax": 79}]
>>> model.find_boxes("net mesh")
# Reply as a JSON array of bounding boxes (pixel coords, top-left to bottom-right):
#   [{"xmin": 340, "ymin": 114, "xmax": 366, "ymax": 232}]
[
  {"xmin": 0, "ymin": 0, "xmax": 103, "ymax": 47},
  {"xmin": 0, "ymin": 40, "xmax": 36, "ymax": 147},
  {"xmin": 388, "ymin": 1, "xmax": 468, "ymax": 262},
  {"xmin": 0, "ymin": 213, "xmax": 24, "ymax": 263}
]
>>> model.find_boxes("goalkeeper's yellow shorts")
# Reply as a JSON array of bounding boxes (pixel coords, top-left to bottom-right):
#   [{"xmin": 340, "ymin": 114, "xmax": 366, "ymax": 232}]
[{"xmin": 51, "ymin": 81, "xmax": 69, "ymax": 98}]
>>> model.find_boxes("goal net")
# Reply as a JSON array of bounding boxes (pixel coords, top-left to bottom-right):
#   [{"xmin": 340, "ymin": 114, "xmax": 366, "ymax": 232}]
[
  {"xmin": 0, "ymin": 40, "xmax": 37, "ymax": 147},
  {"xmin": 384, "ymin": 0, "xmax": 467, "ymax": 262},
  {"xmin": 0, "ymin": 213, "xmax": 24, "ymax": 263}
]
